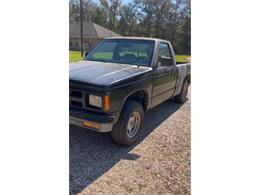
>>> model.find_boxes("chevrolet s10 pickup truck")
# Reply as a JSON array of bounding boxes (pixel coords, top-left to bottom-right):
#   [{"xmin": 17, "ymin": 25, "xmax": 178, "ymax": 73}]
[{"xmin": 70, "ymin": 37, "xmax": 190, "ymax": 146}]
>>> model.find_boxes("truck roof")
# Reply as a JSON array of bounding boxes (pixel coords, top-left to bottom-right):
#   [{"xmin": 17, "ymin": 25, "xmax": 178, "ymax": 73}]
[{"xmin": 104, "ymin": 36, "xmax": 168, "ymax": 42}]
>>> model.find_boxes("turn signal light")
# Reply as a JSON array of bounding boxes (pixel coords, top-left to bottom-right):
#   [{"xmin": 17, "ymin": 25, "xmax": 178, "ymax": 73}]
[
  {"xmin": 104, "ymin": 95, "xmax": 110, "ymax": 112},
  {"xmin": 82, "ymin": 121, "xmax": 101, "ymax": 130}
]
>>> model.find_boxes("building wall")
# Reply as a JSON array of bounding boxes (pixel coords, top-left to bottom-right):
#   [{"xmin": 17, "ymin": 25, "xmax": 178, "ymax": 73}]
[{"xmin": 69, "ymin": 38, "xmax": 102, "ymax": 51}]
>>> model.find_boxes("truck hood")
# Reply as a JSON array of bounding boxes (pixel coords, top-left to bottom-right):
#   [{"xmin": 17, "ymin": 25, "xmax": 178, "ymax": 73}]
[{"xmin": 70, "ymin": 60, "xmax": 152, "ymax": 86}]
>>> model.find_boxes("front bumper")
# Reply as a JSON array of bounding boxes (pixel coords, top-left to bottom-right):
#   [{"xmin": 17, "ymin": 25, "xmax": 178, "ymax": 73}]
[{"xmin": 69, "ymin": 109, "xmax": 114, "ymax": 132}]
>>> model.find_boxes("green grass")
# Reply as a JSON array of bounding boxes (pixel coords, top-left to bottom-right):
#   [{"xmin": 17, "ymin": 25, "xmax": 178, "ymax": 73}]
[
  {"xmin": 69, "ymin": 51, "xmax": 84, "ymax": 63},
  {"xmin": 94, "ymin": 52, "xmax": 113, "ymax": 59},
  {"xmin": 69, "ymin": 51, "xmax": 190, "ymax": 63},
  {"xmin": 175, "ymin": 55, "xmax": 191, "ymax": 63}
]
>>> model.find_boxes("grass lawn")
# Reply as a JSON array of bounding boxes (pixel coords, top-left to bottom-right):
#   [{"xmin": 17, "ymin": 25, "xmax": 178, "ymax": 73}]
[
  {"xmin": 69, "ymin": 51, "xmax": 84, "ymax": 63},
  {"xmin": 69, "ymin": 51, "xmax": 190, "ymax": 63},
  {"xmin": 175, "ymin": 55, "xmax": 191, "ymax": 63}
]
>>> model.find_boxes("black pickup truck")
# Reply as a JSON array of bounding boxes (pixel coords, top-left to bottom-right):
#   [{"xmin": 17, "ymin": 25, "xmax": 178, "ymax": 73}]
[{"xmin": 70, "ymin": 37, "xmax": 190, "ymax": 146}]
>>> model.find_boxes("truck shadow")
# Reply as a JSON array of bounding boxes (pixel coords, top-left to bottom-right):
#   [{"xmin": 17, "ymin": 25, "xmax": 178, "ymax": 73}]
[{"xmin": 69, "ymin": 100, "xmax": 184, "ymax": 195}]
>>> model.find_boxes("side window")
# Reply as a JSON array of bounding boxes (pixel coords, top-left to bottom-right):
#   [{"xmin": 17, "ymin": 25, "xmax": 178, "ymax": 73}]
[{"xmin": 157, "ymin": 43, "xmax": 173, "ymax": 66}]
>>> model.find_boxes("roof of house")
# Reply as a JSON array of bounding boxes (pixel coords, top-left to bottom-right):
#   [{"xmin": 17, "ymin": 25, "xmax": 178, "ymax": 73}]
[{"xmin": 70, "ymin": 22, "xmax": 121, "ymax": 38}]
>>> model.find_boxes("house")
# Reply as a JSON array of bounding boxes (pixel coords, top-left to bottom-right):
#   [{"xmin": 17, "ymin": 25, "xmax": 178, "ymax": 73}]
[{"xmin": 69, "ymin": 22, "xmax": 121, "ymax": 51}]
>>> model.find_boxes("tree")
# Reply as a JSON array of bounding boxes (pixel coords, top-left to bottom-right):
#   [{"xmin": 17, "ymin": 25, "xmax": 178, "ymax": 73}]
[
  {"xmin": 91, "ymin": 6, "xmax": 108, "ymax": 27},
  {"xmin": 100, "ymin": 0, "xmax": 121, "ymax": 31},
  {"xmin": 118, "ymin": 3, "xmax": 139, "ymax": 36},
  {"xmin": 175, "ymin": 0, "xmax": 191, "ymax": 54},
  {"xmin": 134, "ymin": 0, "xmax": 157, "ymax": 37},
  {"xmin": 69, "ymin": 0, "xmax": 80, "ymax": 23},
  {"xmin": 69, "ymin": 0, "xmax": 191, "ymax": 54},
  {"xmin": 69, "ymin": 0, "xmax": 108, "ymax": 26}
]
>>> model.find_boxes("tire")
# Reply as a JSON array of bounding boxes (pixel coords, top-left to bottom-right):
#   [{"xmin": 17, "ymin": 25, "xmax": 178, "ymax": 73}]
[
  {"xmin": 112, "ymin": 100, "xmax": 144, "ymax": 146},
  {"xmin": 174, "ymin": 78, "xmax": 189, "ymax": 103}
]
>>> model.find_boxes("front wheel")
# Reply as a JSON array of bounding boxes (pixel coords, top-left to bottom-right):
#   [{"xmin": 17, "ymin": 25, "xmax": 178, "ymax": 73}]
[{"xmin": 111, "ymin": 100, "xmax": 144, "ymax": 146}]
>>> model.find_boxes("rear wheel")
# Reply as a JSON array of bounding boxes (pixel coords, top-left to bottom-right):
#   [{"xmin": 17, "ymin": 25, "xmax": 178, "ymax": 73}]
[
  {"xmin": 174, "ymin": 78, "xmax": 189, "ymax": 103},
  {"xmin": 112, "ymin": 100, "xmax": 144, "ymax": 146}
]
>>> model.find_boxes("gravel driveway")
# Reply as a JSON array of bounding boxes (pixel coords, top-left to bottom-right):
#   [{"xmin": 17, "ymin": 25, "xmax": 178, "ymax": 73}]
[{"xmin": 70, "ymin": 88, "xmax": 191, "ymax": 195}]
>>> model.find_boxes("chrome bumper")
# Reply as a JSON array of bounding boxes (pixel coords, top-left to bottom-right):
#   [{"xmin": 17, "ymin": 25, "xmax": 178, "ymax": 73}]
[{"xmin": 69, "ymin": 116, "xmax": 113, "ymax": 132}]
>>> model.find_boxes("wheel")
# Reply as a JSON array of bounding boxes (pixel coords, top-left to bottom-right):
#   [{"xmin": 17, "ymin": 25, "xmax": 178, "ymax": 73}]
[
  {"xmin": 174, "ymin": 78, "xmax": 189, "ymax": 103},
  {"xmin": 111, "ymin": 100, "xmax": 144, "ymax": 146}
]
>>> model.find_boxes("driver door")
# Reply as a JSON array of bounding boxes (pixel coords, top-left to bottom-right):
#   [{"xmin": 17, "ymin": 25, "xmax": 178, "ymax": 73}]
[{"xmin": 151, "ymin": 42, "xmax": 177, "ymax": 108}]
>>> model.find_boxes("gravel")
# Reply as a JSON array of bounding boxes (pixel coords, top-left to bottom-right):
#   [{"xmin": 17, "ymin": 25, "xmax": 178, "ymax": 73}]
[{"xmin": 70, "ymin": 88, "xmax": 191, "ymax": 195}]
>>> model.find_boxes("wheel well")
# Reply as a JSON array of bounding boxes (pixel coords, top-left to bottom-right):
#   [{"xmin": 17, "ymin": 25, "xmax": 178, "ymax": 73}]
[
  {"xmin": 186, "ymin": 75, "xmax": 191, "ymax": 83},
  {"xmin": 125, "ymin": 90, "xmax": 149, "ymax": 111}
]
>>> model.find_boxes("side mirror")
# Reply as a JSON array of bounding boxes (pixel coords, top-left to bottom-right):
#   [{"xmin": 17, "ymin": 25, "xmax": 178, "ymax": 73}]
[
  {"xmin": 158, "ymin": 56, "xmax": 172, "ymax": 66},
  {"xmin": 84, "ymin": 51, "xmax": 89, "ymax": 59}
]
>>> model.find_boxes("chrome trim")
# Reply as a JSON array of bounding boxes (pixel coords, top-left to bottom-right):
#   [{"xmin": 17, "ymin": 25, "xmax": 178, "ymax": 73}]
[{"xmin": 69, "ymin": 116, "xmax": 113, "ymax": 132}]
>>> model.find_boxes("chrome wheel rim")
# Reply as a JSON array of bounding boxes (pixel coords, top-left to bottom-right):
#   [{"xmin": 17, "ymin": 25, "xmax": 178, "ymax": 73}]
[{"xmin": 127, "ymin": 112, "xmax": 141, "ymax": 138}]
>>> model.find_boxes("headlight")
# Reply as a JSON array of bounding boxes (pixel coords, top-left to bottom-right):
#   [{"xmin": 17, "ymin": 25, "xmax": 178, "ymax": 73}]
[{"xmin": 89, "ymin": 95, "xmax": 102, "ymax": 108}]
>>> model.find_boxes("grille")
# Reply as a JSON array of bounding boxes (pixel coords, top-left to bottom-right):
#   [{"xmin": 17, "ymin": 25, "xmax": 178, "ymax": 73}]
[
  {"xmin": 70, "ymin": 87, "xmax": 103, "ymax": 111},
  {"xmin": 69, "ymin": 88, "xmax": 86, "ymax": 109}
]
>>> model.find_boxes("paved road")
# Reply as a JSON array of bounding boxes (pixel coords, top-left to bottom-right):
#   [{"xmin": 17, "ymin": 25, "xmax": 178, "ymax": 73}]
[{"xmin": 70, "ymin": 89, "xmax": 191, "ymax": 195}]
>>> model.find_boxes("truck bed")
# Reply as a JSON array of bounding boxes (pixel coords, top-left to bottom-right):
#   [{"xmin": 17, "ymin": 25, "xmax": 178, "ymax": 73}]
[{"xmin": 173, "ymin": 62, "xmax": 191, "ymax": 96}]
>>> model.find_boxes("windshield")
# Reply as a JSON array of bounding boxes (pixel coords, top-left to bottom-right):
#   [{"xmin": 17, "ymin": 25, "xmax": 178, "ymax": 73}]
[{"xmin": 86, "ymin": 39, "xmax": 155, "ymax": 67}]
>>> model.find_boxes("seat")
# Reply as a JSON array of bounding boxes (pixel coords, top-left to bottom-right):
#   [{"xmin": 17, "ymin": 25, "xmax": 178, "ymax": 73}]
[{"xmin": 121, "ymin": 53, "xmax": 136, "ymax": 61}]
